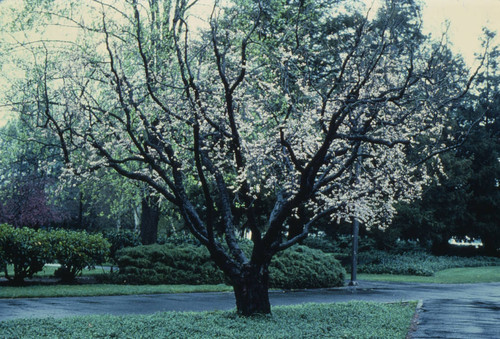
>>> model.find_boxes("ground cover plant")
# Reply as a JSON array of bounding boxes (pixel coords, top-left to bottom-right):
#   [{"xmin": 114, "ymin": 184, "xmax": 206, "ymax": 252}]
[{"xmin": 0, "ymin": 301, "xmax": 416, "ymax": 339}]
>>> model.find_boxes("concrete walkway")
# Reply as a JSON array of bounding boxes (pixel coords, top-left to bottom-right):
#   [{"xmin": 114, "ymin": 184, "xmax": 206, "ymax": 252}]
[{"xmin": 1, "ymin": 281, "xmax": 499, "ymax": 338}]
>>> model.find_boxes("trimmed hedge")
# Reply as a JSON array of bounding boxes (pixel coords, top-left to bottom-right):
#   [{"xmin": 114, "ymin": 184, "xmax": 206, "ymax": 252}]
[
  {"xmin": 114, "ymin": 243, "xmax": 345, "ymax": 289},
  {"xmin": 115, "ymin": 243, "xmax": 225, "ymax": 285},
  {"xmin": 270, "ymin": 245, "xmax": 345, "ymax": 289},
  {"xmin": 0, "ymin": 224, "xmax": 110, "ymax": 284}
]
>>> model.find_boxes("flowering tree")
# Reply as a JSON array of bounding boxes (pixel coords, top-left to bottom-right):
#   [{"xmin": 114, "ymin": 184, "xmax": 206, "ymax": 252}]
[{"xmin": 2, "ymin": 0, "xmax": 484, "ymax": 314}]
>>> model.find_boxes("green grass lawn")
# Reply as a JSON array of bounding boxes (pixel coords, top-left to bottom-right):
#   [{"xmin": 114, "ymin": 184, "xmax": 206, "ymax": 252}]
[
  {"xmin": 0, "ymin": 301, "xmax": 417, "ymax": 339},
  {"xmin": 358, "ymin": 266, "xmax": 500, "ymax": 284}
]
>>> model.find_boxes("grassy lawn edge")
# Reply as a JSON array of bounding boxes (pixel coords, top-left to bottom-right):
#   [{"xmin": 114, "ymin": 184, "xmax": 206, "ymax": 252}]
[{"xmin": 358, "ymin": 266, "xmax": 500, "ymax": 284}]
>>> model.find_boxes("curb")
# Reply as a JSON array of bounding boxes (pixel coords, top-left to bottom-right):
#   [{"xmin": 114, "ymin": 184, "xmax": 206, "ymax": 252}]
[{"xmin": 406, "ymin": 299, "xmax": 424, "ymax": 339}]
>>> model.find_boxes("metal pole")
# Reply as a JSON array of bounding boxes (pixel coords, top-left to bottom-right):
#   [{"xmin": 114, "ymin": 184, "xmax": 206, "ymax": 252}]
[
  {"xmin": 349, "ymin": 216, "xmax": 359, "ymax": 286},
  {"xmin": 349, "ymin": 146, "xmax": 362, "ymax": 287}
]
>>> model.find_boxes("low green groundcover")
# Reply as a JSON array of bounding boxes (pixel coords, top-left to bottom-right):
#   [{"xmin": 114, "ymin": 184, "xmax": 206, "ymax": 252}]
[{"xmin": 0, "ymin": 301, "xmax": 416, "ymax": 339}]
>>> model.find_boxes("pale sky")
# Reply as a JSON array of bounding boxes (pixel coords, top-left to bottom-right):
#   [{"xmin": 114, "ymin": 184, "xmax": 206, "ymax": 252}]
[
  {"xmin": 1, "ymin": 0, "xmax": 499, "ymax": 127},
  {"xmin": 422, "ymin": 0, "xmax": 500, "ymax": 66}
]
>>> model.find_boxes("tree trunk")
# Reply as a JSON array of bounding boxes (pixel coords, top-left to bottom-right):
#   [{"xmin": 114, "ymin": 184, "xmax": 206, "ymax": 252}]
[
  {"xmin": 140, "ymin": 196, "xmax": 160, "ymax": 245},
  {"xmin": 78, "ymin": 191, "xmax": 83, "ymax": 228},
  {"xmin": 133, "ymin": 204, "xmax": 141, "ymax": 232},
  {"xmin": 231, "ymin": 264, "xmax": 271, "ymax": 316},
  {"xmin": 116, "ymin": 215, "xmax": 121, "ymax": 231},
  {"xmin": 349, "ymin": 215, "xmax": 359, "ymax": 286}
]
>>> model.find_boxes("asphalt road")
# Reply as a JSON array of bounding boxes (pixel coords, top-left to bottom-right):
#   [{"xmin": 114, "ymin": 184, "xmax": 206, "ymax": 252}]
[{"xmin": 1, "ymin": 281, "xmax": 499, "ymax": 338}]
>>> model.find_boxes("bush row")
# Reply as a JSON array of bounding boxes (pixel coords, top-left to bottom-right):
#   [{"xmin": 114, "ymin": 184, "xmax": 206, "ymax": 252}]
[
  {"xmin": 0, "ymin": 224, "xmax": 110, "ymax": 284},
  {"xmin": 303, "ymin": 235, "xmax": 500, "ymax": 276},
  {"xmin": 113, "ymin": 243, "xmax": 346, "ymax": 289},
  {"xmin": 357, "ymin": 250, "xmax": 500, "ymax": 276}
]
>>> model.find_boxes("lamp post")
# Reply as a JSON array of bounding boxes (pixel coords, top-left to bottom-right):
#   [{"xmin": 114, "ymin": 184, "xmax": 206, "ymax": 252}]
[
  {"xmin": 349, "ymin": 146, "xmax": 362, "ymax": 287},
  {"xmin": 349, "ymin": 215, "xmax": 359, "ymax": 286}
]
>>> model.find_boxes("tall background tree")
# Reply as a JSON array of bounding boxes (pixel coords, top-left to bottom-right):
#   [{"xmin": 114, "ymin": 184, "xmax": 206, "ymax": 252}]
[
  {"xmin": 388, "ymin": 41, "xmax": 500, "ymax": 256},
  {"xmin": 0, "ymin": 0, "xmax": 489, "ymax": 314},
  {"xmin": 0, "ymin": 118, "xmax": 70, "ymax": 228}
]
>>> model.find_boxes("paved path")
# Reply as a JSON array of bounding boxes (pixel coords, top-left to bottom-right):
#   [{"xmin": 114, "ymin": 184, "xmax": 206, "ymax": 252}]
[{"xmin": 1, "ymin": 281, "xmax": 499, "ymax": 338}]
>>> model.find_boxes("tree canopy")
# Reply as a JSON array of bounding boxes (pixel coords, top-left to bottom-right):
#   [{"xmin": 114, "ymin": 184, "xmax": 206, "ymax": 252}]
[{"xmin": 0, "ymin": 0, "xmax": 491, "ymax": 314}]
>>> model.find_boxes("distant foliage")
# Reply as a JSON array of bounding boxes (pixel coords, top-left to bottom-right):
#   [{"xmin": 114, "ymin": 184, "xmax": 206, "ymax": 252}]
[
  {"xmin": 358, "ymin": 250, "xmax": 500, "ymax": 276},
  {"xmin": 301, "ymin": 235, "xmax": 500, "ymax": 276},
  {"xmin": 0, "ymin": 181, "xmax": 68, "ymax": 229},
  {"xmin": 157, "ymin": 233, "xmax": 203, "ymax": 246},
  {"xmin": 302, "ymin": 236, "xmax": 342, "ymax": 254},
  {"xmin": 302, "ymin": 235, "xmax": 379, "ymax": 266},
  {"xmin": 51, "ymin": 229, "xmax": 110, "ymax": 282},
  {"xmin": 114, "ymin": 243, "xmax": 345, "ymax": 289},
  {"xmin": 0, "ymin": 224, "xmax": 52, "ymax": 284},
  {"xmin": 304, "ymin": 235, "xmax": 378, "ymax": 255}
]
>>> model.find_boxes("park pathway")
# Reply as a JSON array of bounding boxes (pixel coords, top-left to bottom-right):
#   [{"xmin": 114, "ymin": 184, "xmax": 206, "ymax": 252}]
[{"xmin": 0, "ymin": 281, "xmax": 499, "ymax": 338}]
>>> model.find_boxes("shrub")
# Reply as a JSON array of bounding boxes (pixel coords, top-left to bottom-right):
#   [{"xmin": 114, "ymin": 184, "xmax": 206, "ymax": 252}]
[
  {"xmin": 114, "ymin": 242, "xmax": 345, "ymax": 289},
  {"xmin": 358, "ymin": 251, "xmax": 435, "ymax": 276},
  {"xmin": 0, "ymin": 224, "xmax": 52, "ymax": 284},
  {"xmin": 158, "ymin": 233, "xmax": 202, "ymax": 246},
  {"xmin": 103, "ymin": 229, "xmax": 142, "ymax": 262},
  {"xmin": 302, "ymin": 236, "xmax": 341, "ymax": 254},
  {"xmin": 115, "ymin": 243, "xmax": 225, "ymax": 285},
  {"xmin": 51, "ymin": 229, "xmax": 111, "ymax": 282},
  {"xmin": 269, "ymin": 245, "xmax": 346, "ymax": 289},
  {"xmin": 302, "ymin": 235, "xmax": 377, "ymax": 267},
  {"xmin": 0, "ymin": 227, "xmax": 6, "ymax": 270},
  {"xmin": 357, "ymin": 250, "xmax": 500, "ymax": 276}
]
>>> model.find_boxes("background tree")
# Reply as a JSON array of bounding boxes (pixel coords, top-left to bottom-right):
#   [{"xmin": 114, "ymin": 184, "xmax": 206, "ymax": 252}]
[
  {"xmin": 1, "ymin": 0, "xmax": 487, "ymax": 315},
  {"xmin": 0, "ymin": 117, "xmax": 164, "ymax": 240},
  {"xmin": 387, "ymin": 42, "xmax": 500, "ymax": 256},
  {"xmin": 0, "ymin": 119, "xmax": 70, "ymax": 228}
]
